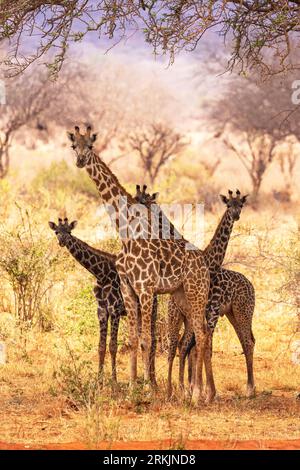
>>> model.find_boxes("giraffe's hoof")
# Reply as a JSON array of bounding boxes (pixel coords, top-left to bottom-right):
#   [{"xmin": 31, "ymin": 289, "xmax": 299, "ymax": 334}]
[
  {"xmin": 246, "ymin": 386, "xmax": 256, "ymax": 398},
  {"xmin": 111, "ymin": 380, "xmax": 119, "ymax": 392},
  {"xmin": 190, "ymin": 386, "xmax": 204, "ymax": 405},
  {"xmin": 184, "ymin": 387, "xmax": 193, "ymax": 400},
  {"xmin": 204, "ymin": 393, "xmax": 216, "ymax": 404},
  {"xmin": 204, "ymin": 386, "xmax": 216, "ymax": 404}
]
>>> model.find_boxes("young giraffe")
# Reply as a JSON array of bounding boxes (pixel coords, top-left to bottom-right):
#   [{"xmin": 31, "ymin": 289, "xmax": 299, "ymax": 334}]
[
  {"xmin": 67, "ymin": 125, "xmax": 211, "ymax": 403},
  {"xmin": 170, "ymin": 191, "xmax": 255, "ymax": 398},
  {"xmin": 185, "ymin": 268, "xmax": 256, "ymax": 398},
  {"xmin": 49, "ymin": 217, "xmax": 158, "ymax": 385},
  {"xmin": 135, "ymin": 186, "xmax": 254, "ymax": 399}
]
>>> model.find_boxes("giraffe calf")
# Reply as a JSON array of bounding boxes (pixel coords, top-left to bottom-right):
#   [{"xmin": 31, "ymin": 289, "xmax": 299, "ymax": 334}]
[
  {"xmin": 170, "ymin": 268, "xmax": 256, "ymax": 398},
  {"xmin": 49, "ymin": 217, "xmax": 157, "ymax": 386}
]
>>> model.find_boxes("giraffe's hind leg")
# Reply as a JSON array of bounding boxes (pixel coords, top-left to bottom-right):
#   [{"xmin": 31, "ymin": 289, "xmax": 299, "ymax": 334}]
[
  {"xmin": 119, "ymin": 278, "xmax": 139, "ymax": 385},
  {"xmin": 226, "ymin": 304, "xmax": 255, "ymax": 397},
  {"xmin": 178, "ymin": 320, "xmax": 194, "ymax": 392},
  {"xmin": 149, "ymin": 295, "xmax": 158, "ymax": 388}
]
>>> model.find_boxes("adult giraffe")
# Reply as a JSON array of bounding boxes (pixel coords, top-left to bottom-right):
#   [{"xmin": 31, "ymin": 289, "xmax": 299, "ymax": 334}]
[{"xmin": 67, "ymin": 125, "xmax": 211, "ymax": 403}]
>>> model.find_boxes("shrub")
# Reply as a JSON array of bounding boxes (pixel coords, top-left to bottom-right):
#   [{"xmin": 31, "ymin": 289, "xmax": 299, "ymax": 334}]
[
  {"xmin": 32, "ymin": 160, "xmax": 98, "ymax": 199},
  {"xmin": 0, "ymin": 206, "xmax": 67, "ymax": 330},
  {"xmin": 52, "ymin": 344, "xmax": 99, "ymax": 408},
  {"xmin": 65, "ymin": 283, "xmax": 98, "ymax": 336}
]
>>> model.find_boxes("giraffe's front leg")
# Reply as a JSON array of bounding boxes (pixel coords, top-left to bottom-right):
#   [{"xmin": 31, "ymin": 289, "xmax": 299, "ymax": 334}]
[
  {"xmin": 109, "ymin": 311, "xmax": 120, "ymax": 385},
  {"xmin": 119, "ymin": 279, "xmax": 139, "ymax": 385},
  {"xmin": 97, "ymin": 306, "xmax": 109, "ymax": 386},
  {"xmin": 138, "ymin": 291, "xmax": 156, "ymax": 386},
  {"xmin": 203, "ymin": 289, "xmax": 222, "ymax": 402}
]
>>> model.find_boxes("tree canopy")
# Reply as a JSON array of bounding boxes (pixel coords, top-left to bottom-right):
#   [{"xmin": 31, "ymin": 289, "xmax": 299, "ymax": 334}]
[{"xmin": 1, "ymin": 1, "xmax": 300, "ymax": 77}]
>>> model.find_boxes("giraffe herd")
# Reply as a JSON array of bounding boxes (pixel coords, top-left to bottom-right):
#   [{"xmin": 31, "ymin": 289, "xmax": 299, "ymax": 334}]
[{"xmin": 49, "ymin": 125, "xmax": 256, "ymax": 404}]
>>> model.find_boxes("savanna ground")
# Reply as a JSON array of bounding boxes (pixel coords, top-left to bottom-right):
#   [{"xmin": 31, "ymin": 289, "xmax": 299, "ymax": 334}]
[{"xmin": 0, "ymin": 142, "xmax": 299, "ymax": 450}]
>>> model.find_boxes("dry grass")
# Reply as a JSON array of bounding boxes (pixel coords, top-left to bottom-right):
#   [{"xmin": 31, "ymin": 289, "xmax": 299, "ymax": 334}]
[
  {"xmin": 0, "ymin": 145, "xmax": 299, "ymax": 447},
  {"xmin": 0, "ymin": 316, "xmax": 299, "ymax": 447}
]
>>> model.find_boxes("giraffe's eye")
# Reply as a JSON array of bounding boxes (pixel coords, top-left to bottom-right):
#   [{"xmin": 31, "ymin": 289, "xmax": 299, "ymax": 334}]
[
  {"xmin": 88, "ymin": 145, "xmax": 93, "ymax": 150},
  {"xmin": 71, "ymin": 144, "xmax": 76, "ymax": 150}
]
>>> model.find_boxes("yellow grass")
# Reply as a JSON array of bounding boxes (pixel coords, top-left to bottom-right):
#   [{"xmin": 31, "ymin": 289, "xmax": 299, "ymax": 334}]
[{"xmin": 0, "ymin": 148, "xmax": 299, "ymax": 447}]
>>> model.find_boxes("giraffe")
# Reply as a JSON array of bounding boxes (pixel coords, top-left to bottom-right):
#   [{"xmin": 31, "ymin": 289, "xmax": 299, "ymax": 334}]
[
  {"xmin": 67, "ymin": 125, "xmax": 211, "ymax": 403},
  {"xmin": 184, "ymin": 269, "xmax": 256, "ymax": 398},
  {"xmin": 168, "ymin": 190, "xmax": 255, "ymax": 399},
  {"xmin": 49, "ymin": 217, "xmax": 158, "ymax": 385},
  {"xmin": 135, "ymin": 185, "xmax": 254, "ymax": 399}
]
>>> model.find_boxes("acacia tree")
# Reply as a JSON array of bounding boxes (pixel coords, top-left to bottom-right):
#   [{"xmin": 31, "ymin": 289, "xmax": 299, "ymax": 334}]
[
  {"xmin": 129, "ymin": 122, "xmax": 186, "ymax": 183},
  {"xmin": 208, "ymin": 70, "xmax": 300, "ymax": 202},
  {"xmin": 1, "ymin": 1, "xmax": 300, "ymax": 77},
  {"xmin": 0, "ymin": 71, "xmax": 57, "ymax": 178},
  {"xmin": 0, "ymin": 60, "xmax": 132, "ymax": 178},
  {"xmin": 274, "ymin": 138, "xmax": 299, "ymax": 200}
]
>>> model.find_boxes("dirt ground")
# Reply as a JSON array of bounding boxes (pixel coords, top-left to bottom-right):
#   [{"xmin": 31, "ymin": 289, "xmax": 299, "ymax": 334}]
[
  {"xmin": 0, "ymin": 347, "xmax": 300, "ymax": 450},
  {"xmin": 1, "ymin": 439, "xmax": 300, "ymax": 450}
]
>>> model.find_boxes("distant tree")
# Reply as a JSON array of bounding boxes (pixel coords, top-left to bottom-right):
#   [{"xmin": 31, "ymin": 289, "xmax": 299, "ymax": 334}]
[
  {"xmin": 1, "ymin": 1, "xmax": 300, "ymax": 77},
  {"xmin": 273, "ymin": 138, "xmax": 299, "ymax": 201},
  {"xmin": 128, "ymin": 122, "xmax": 186, "ymax": 183},
  {"xmin": 208, "ymin": 70, "xmax": 300, "ymax": 202},
  {"xmin": 0, "ymin": 71, "xmax": 55, "ymax": 178}
]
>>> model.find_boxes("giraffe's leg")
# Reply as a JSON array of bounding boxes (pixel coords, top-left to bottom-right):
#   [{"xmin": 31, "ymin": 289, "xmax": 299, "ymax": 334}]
[
  {"xmin": 178, "ymin": 318, "xmax": 194, "ymax": 391},
  {"xmin": 149, "ymin": 295, "xmax": 158, "ymax": 387},
  {"xmin": 167, "ymin": 297, "xmax": 182, "ymax": 398},
  {"xmin": 226, "ymin": 304, "xmax": 256, "ymax": 397},
  {"xmin": 97, "ymin": 306, "xmax": 109, "ymax": 386},
  {"xmin": 200, "ymin": 283, "xmax": 224, "ymax": 403},
  {"xmin": 203, "ymin": 329, "xmax": 216, "ymax": 403},
  {"xmin": 184, "ymin": 257, "xmax": 212, "ymax": 404},
  {"xmin": 187, "ymin": 350, "xmax": 193, "ymax": 385},
  {"xmin": 183, "ymin": 288, "xmax": 209, "ymax": 403},
  {"xmin": 109, "ymin": 313, "xmax": 120, "ymax": 385},
  {"xmin": 119, "ymin": 279, "xmax": 139, "ymax": 385},
  {"xmin": 138, "ymin": 291, "xmax": 155, "ymax": 385},
  {"xmin": 188, "ymin": 346, "xmax": 197, "ymax": 391}
]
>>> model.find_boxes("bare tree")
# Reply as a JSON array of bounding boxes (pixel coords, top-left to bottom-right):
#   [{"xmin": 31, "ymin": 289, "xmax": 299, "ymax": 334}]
[
  {"xmin": 208, "ymin": 69, "xmax": 300, "ymax": 202},
  {"xmin": 273, "ymin": 138, "xmax": 299, "ymax": 201},
  {"xmin": 2, "ymin": 1, "xmax": 300, "ymax": 77},
  {"xmin": 0, "ymin": 71, "xmax": 57, "ymax": 178},
  {"xmin": 128, "ymin": 122, "xmax": 186, "ymax": 183}
]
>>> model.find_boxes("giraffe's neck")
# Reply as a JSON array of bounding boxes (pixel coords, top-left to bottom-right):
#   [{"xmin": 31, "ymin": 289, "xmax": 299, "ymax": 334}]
[
  {"xmin": 147, "ymin": 203, "xmax": 183, "ymax": 241},
  {"xmin": 63, "ymin": 234, "xmax": 116, "ymax": 281},
  {"xmin": 204, "ymin": 210, "xmax": 235, "ymax": 275},
  {"xmin": 86, "ymin": 153, "xmax": 135, "ymax": 234}
]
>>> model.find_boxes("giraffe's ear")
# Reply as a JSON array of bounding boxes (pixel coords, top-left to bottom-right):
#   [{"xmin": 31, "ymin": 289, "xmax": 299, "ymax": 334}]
[
  {"xmin": 91, "ymin": 133, "xmax": 97, "ymax": 143},
  {"xmin": 220, "ymin": 194, "xmax": 228, "ymax": 205},
  {"xmin": 241, "ymin": 195, "xmax": 249, "ymax": 204},
  {"xmin": 67, "ymin": 132, "xmax": 75, "ymax": 142},
  {"xmin": 151, "ymin": 192, "xmax": 159, "ymax": 202},
  {"xmin": 48, "ymin": 221, "xmax": 57, "ymax": 231},
  {"xmin": 69, "ymin": 221, "xmax": 78, "ymax": 230}
]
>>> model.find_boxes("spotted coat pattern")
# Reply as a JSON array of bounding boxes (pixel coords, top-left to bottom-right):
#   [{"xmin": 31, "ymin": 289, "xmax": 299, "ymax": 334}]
[
  {"xmin": 49, "ymin": 217, "xmax": 157, "ymax": 384},
  {"xmin": 68, "ymin": 127, "xmax": 211, "ymax": 403}
]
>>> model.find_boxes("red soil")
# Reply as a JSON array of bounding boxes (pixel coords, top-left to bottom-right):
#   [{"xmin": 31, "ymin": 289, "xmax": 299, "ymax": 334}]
[{"xmin": 1, "ymin": 439, "xmax": 300, "ymax": 450}]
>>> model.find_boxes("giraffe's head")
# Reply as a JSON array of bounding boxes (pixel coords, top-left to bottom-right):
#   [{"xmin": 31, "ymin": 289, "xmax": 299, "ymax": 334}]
[
  {"xmin": 67, "ymin": 125, "xmax": 97, "ymax": 168},
  {"xmin": 134, "ymin": 184, "xmax": 159, "ymax": 206},
  {"xmin": 220, "ymin": 189, "xmax": 248, "ymax": 221},
  {"xmin": 48, "ymin": 217, "xmax": 77, "ymax": 247}
]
